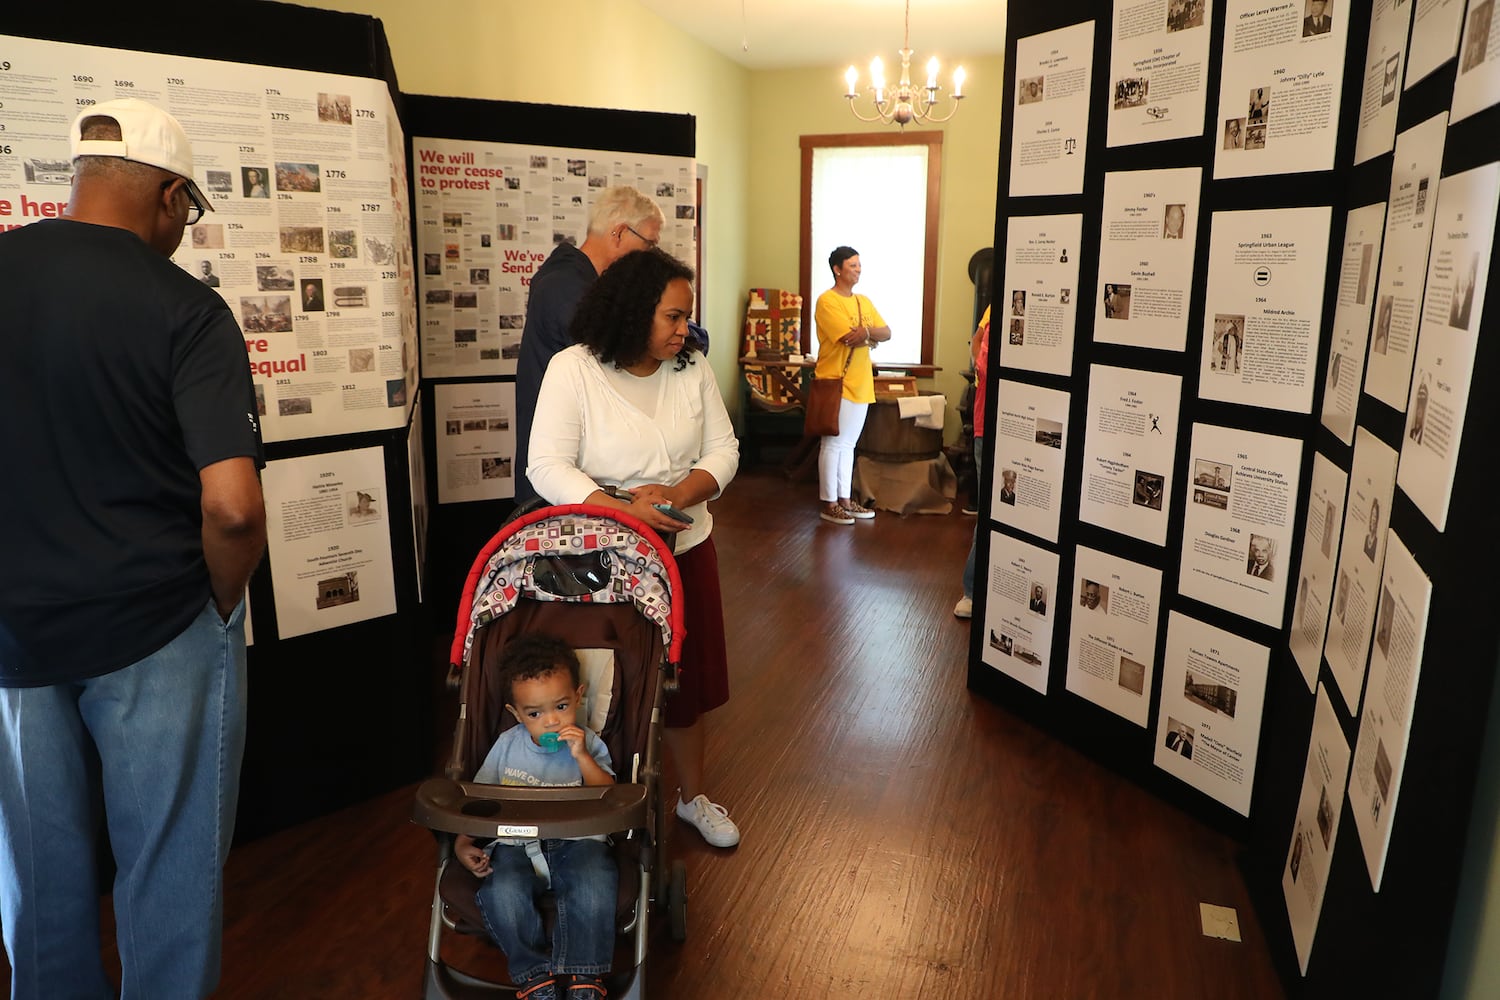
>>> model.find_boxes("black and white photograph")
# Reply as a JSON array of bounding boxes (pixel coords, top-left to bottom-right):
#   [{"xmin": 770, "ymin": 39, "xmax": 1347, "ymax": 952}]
[
  {"xmin": 1132, "ymin": 470, "xmax": 1164, "ymax": 510},
  {"xmin": 1018, "ymin": 75, "xmax": 1045, "ymax": 104}
]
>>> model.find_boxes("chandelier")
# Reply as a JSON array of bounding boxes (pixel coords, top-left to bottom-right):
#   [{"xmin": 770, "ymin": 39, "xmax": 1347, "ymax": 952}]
[{"xmin": 843, "ymin": 0, "xmax": 966, "ymax": 127}]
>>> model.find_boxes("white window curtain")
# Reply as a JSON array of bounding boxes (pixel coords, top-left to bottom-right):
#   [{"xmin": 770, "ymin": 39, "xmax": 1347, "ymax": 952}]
[{"xmin": 807, "ymin": 144, "xmax": 929, "ymax": 366}]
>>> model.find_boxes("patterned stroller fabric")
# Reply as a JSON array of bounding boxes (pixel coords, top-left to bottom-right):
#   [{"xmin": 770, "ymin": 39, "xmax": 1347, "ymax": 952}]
[{"xmin": 454, "ymin": 505, "xmax": 684, "ymax": 671}]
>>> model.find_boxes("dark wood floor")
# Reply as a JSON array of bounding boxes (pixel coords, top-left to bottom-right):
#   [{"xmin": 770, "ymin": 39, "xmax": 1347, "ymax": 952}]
[{"xmin": 2, "ymin": 465, "xmax": 1287, "ymax": 999}]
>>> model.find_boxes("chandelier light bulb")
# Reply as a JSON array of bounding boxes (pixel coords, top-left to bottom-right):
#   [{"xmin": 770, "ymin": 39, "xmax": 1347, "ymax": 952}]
[
  {"xmin": 845, "ymin": 65, "xmax": 859, "ymax": 97},
  {"xmin": 870, "ymin": 56, "xmax": 885, "ymax": 91},
  {"xmin": 926, "ymin": 56, "xmax": 940, "ymax": 89},
  {"xmin": 953, "ymin": 66, "xmax": 966, "ymax": 98}
]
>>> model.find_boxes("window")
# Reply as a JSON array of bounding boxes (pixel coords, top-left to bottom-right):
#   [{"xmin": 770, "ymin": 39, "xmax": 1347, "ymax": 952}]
[{"xmin": 799, "ymin": 132, "xmax": 942, "ymax": 367}]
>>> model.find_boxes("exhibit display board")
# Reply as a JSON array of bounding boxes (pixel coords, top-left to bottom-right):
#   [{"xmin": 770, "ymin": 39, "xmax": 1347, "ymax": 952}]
[
  {"xmin": 0, "ymin": 34, "xmax": 419, "ymax": 444},
  {"xmin": 975, "ymin": 1, "xmax": 1500, "ymax": 993},
  {"xmin": 412, "ymin": 135, "xmax": 696, "ymax": 380}
]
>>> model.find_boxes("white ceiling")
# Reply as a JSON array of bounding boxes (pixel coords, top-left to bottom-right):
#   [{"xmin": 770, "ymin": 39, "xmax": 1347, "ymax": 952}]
[{"xmin": 636, "ymin": 0, "xmax": 1008, "ymax": 71}]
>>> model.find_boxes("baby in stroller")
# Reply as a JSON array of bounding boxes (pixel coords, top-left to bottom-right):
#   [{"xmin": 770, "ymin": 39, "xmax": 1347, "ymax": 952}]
[
  {"xmin": 455, "ymin": 634, "xmax": 615, "ymax": 1000},
  {"xmin": 414, "ymin": 504, "xmax": 689, "ymax": 1000}
]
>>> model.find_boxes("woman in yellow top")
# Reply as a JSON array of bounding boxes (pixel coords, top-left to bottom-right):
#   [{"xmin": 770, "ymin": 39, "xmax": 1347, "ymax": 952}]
[{"xmin": 813, "ymin": 246, "xmax": 891, "ymax": 524}]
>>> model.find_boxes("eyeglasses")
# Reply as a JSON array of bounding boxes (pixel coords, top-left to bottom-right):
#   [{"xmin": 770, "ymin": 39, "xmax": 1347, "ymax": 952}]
[
  {"xmin": 622, "ymin": 224, "xmax": 659, "ymax": 250},
  {"xmin": 164, "ymin": 179, "xmax": 207, "ymax": 225}
]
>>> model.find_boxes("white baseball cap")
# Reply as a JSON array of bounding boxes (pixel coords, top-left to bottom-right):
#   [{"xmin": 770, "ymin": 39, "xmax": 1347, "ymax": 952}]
[{"xmin": 70, "ymin": 97, "xmax": 212, "ymax": 214}]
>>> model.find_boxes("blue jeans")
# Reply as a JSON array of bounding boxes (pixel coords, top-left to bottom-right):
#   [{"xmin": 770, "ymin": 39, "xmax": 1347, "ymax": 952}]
[
  {"xmin": 477, "ymin": 838, "xmax": 617, "ymax": 984},
  {"xmin": 963, "ymin": 438, "xmax": 984, "ymax": 599},
  {"xmin": 0, "ymin": 598, "xmax": 247, "ymax": 1000}
]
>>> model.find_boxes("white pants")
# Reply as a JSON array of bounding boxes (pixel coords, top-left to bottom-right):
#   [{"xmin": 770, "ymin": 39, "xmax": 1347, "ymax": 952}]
[{"xmin": 819, "ymin": 398, "xmax": 869, "ymax": 502}]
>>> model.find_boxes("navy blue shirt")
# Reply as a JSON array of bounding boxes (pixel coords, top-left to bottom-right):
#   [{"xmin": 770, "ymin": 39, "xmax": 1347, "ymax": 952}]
[
  {"xmin": 0, "ymin": 219, "xmax": 262, "ymax": 686},
  {"xmin": 513, "ymin": 242, "xmax": 598, "ymax": 504}
]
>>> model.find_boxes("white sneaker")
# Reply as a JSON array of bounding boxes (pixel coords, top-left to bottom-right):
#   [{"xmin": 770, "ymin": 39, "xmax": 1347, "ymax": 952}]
[
  {"xmin": 953, "ymin": 596, "xmax": 973, "ymax": 619},
  {"xmin": 676, "ymin": 794, "xmax": 741, "ymax": 848}
]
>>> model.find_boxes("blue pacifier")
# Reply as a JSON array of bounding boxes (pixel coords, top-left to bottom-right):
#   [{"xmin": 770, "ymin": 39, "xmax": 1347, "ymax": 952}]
[{"xmin": 538, "ymin": 732, "xmax": 562, "ymax": 753}]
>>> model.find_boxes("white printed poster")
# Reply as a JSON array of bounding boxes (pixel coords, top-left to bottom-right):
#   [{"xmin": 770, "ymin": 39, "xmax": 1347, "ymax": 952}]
[
  {"xmin": 999, "ymin": 214, "xmax": 1083, "ymax": 376},
  {"xmin": 1010, "ymin": 20, "xmax": 1096, "ymax": 197},
  {"xmin": 1407, "ymin": 0, "xmax": 1467, "ymax": 88},
  {"xmin": 1064, "ymin": 545, "xmax": 1163, "ymax": 727},
  {"xmin": 412, "ymin": 136, "xmax": 696, "ymax": 379},
  {"xmin": 1289, "ymin": 453, "xmax": 1349, "ymax": 693},
  {"xmin": 1453, "ymin": 0, "xmax": 1500, "ymax": 123},
  {"xmin": 1179, "ymin": 423, "xmax": 1303, "ymax": 628},
  {"xmin": 1348, "ymin": 533, "xmax": 1433, "ymax": 891},
  {"xmin": 1283, "ymin": 686, "xmax": 1353, "ymax": 974},
  {"xmin": 1397, "ymin": 162, "xmax": 1500, "ymax": 532},
  {"xmin": 1080, "ymin": 365, "xmax": 1182, "ymax": 547},
  {"xmin": 0, "ymin": 35, "xmax": 420, "ymax": 444},
  {"xmin": 434, "ymin": 381, "xmax": 518, "ymax": 504},
  {"xmin": 1154, "ymin": 611, "xmax": 1270, "ymax": 817},
  {"xmin": 1198, "ymin": 206, "xmax": 1331, "ymax": 413},
  {"xmin": 1324, "ymin": 428, "xmax": 1398, "ymax": 714},
  {"xmin": 1107, "ymin": 0, "xmax": 1213, "ymax": 147},
  {"xmin": 1321, "ymin": 202, "xmax": 1388, "ymax": 445},
  {"xmin": 262, "ymin": 446, "xmax": 398, "ymax": 640},
  {"xmin": 1095, "ymin": 167, "xmax": 1202, "ymax": 352},
  {"xmin": 1352, "ymin": 0, "xmax": 1413, "ymax": 165},
  {"xmin": 991, "ymin": 380, "xmax": 1071, "ymax": 543},
  {"xmin": 979, "ymin": 533, "xmax": 1061, "ymax": 696},
  {"xmin": 1213, "ymin": 0, "xmax": 1352, "ymax": 179},
  {"xmin": 1367, "ymin": 113, "xmax": 1447, "ymax": 410}
]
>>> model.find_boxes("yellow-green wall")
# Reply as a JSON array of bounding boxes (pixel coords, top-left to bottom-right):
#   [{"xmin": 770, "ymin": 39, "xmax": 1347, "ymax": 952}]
[
  {"xmin": 746, "ymin": 56, "xmax": 1006, "ymax": 436},
  {"xmin": 313, "ymin": 0, "xmax": 752, "ymax": 406}
]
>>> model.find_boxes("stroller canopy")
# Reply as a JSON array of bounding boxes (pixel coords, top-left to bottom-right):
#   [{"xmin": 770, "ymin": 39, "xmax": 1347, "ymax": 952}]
[{"xmin": 451, "ymin": 504, "xmax": 685, "ymax": 671}]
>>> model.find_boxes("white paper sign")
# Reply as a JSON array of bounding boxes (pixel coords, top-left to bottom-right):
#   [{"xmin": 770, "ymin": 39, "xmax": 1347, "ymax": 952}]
[
  {"xmin": 1178, "ymin": 423, "xmax": 1303, "ymax": 628},
  {"xmin": 1366, "ymin": 114, "xmax": 1447, "ymax": 411},
  {"xmin": 1283, "ymin": 686, "xmax": 1353, "ymax": 974},
  {"xmin": 1080, "ymin": 365, "xmax": 1182, "ymax": 547},
  {"xmin": 1064, "ymin": 545, "xmax": 1163, "ymax": 727},
  {"xmin": 1348, "ymin": 533, "xmax": 1432, "ymax": 891},
  {"xmin": 1010, "ymin": 21, "xmax": 1096, "ymax": 197},
  {"xmin": 262, "ymin": 446, "xmax": 398, "ymax": 640},
  {"xmin": 1407, "ymin": 0, "xmax": 1467, "ymax": 88},
  {"xmin": 434, "ymin": 382, "xmax": 518, "ymax": 504},
  {"xmin": 1320, "ymin": 202, "xmax": 1388, "ymax": 445},
  {"xmin": 1396, "ymin": 162, "xmax": 1500, "ymax": 532},
  {"xmin": 1154, "ymin": 611, "xmax": 1270, "ymax": 817},
  {"xmin": 1094, "ymin": 167, "xmax": 1203, "ymax": 353},
  {"xmin": 1289, "ymin": 453, "xmax": 1350, "ymax": 693},
  {"xmin": 1198, "ymin": 206, "xmax": 1330, "ymax": 413},
  {"xmin": 1106, "ymin": 0, "xmax": 1213, "ymax": 147},
  {"xmin": 1453, "ymin": 0, "xmax": 1500, "ymax": 123},
  {"xmin": 999, "ymin": 214, "xmax": 1084, "ymax": 376},
  {"xmin": 1213, "ymin": 0, "xmax": 1352, "ymax": 179},
  {"xmin": 979, "ymin": 533, "xmax": 1061, "ymax": 695},
  {"xmin": 1323, "ymin": 428, "xmax": 1398, "ymax": 714},
  {"xmin": 1352, "ymin": 0, "xmax": 1413, "ymax": 165},
  {"xmin": 991, "ymin": 380, "xmax": 1071, "ymax": 543}
]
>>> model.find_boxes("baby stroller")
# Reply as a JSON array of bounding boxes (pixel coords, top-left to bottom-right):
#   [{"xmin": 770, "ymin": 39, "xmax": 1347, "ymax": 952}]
[{"xmin": 413, "ymin": 503, "xmax": 690, "ymax": 999}]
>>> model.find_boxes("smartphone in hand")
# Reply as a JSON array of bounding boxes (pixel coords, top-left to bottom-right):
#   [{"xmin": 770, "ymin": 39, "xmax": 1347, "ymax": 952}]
[{"xmin": 653, "ymin": 503, "xmax": 694, "ymax": 524}]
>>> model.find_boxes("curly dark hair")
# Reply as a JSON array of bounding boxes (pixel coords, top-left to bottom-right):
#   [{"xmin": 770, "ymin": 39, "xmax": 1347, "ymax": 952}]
[
  {"xmin": 499, "ymin": 633, "xmax": 582, "ymax": 705},
  {"xmin": 568, "ymin": 248, "xmax": 697, "ymax": 370}
]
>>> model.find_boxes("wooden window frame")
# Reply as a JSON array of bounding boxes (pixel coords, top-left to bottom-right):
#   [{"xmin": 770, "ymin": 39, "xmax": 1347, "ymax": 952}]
[{"xmin": 798, "ymin": 131, "xmax": 943, "ymax": 370}]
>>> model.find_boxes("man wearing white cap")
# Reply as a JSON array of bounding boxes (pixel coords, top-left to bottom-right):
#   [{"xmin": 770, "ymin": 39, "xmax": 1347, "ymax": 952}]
[{"xmin": 0, "ymin": 98, "xmax": 265, "ymax": 998}]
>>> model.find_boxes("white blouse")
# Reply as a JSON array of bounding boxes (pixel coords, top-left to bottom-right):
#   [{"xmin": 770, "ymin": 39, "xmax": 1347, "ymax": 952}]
[{"xmin": 528, "ymin": 345, "xmax": 740, "ymax": 553}]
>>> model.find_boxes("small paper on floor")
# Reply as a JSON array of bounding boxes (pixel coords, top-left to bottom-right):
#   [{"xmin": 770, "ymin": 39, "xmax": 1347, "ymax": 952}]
[{"xmin": 1199, "ymin": 902, "xmax": 1242, "ymax": 942}]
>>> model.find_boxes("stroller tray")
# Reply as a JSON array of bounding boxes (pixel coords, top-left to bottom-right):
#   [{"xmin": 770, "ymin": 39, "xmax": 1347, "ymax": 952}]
[{"xmin": 414, "ymin": 778, "xmax": 649, "ymax": 841}]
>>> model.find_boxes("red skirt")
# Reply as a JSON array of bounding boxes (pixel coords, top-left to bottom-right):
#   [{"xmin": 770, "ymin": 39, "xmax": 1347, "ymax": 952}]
[{"xmin": 664, "ymin": 534, "xmax": 730, "ymax": 728}]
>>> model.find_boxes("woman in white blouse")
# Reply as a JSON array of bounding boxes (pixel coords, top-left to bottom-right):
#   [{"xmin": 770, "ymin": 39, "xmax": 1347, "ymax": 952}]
[{"xmin": 529, "ymin": 248, "xmax": 743, "ymax": 848}]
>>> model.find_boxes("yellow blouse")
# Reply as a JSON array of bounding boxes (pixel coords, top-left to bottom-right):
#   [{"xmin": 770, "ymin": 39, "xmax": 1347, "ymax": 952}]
[{"xmin": 813, "ymin": 290, "xmax": 886, "ymax": 404}]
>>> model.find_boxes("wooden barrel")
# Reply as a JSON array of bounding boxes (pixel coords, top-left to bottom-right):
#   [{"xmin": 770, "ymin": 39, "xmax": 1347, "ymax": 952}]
[{"xmin": 856, "ymin": 394, "xmax": 944, "ymax": 462}]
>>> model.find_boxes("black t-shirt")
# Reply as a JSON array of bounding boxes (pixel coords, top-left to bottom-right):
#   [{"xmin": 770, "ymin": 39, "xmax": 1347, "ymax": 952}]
[
  {"xmin": 513, "ymin": 242, "xmax": 598, "ymax": 503},
  {"xmin": 0, "ymin": 219, "xmax": 263, "ymax": 686}
]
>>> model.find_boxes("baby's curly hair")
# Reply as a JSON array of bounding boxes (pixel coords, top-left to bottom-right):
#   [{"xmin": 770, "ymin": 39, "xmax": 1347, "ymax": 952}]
[
  {"xmin": 499, "ymin": 634, "xmax": 582, "ymax": 705},
  {"xmin": 568, "ymin": 248, "xmax": 696, "ymax": 370}
]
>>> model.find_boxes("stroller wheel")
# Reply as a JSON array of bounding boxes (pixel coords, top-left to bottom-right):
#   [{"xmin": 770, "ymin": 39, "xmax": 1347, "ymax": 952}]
[{"xmin": 666, "ymin": 859, "xmax": 688, "ymax": 942}]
